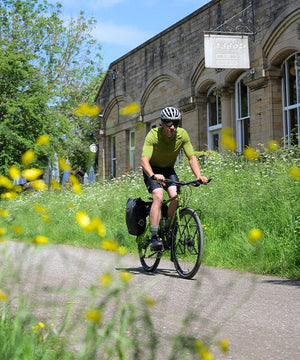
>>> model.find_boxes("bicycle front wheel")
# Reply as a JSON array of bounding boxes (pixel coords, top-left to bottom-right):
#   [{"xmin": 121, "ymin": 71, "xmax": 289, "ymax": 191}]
[
  {"xmin": 137, "ymin": 217, "xmax": 161, "ymax": 272},
  {"xmin": 172, "ymin": 208, "xmax": 203, "ymax": 279}
]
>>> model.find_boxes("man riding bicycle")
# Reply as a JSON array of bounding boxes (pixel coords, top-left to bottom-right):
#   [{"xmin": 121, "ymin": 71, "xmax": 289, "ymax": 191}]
[{"xmin": 140, "ymin": 106, "xmax": 208, "ymax": 251}]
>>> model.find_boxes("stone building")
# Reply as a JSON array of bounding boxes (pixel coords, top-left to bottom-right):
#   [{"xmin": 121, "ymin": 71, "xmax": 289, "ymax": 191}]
[{"xmin": 95, "ymin": 0, "xmax": 300, "ymax": 178}]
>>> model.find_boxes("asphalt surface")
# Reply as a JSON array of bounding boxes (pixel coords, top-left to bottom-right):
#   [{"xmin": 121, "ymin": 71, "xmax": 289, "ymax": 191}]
[{"xmin": 0, "ymin": 240, "xmax": 299, "ymax": 360}]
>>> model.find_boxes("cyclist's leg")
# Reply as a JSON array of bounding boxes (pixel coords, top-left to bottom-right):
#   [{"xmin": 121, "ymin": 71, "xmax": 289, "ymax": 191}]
[
  {"xmin": 167, "ymin": 185, "xmax": 178, "ymax": 217},
  {"xmin": 150, "ymin": 187, "xmax": 163, "ymax": 227}
]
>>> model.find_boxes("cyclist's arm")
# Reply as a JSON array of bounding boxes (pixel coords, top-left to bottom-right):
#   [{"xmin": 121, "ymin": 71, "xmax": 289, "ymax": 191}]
[
  {"xmin": 140, "ymin": 156, "xmax": 154, "ymax": 178},
  {"xmin": 188, "ymin": 155, "xmax": 208, "ymax": 184}
]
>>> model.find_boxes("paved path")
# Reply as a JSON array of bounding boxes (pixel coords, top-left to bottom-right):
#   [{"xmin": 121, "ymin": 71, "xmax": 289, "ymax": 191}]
[{"xmin": 0, "ymin": 241, "xmax": 299, "ymax": 359}]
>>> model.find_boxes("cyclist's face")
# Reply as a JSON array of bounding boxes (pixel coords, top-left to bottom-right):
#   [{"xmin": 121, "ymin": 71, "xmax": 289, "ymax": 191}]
[{"xmin": 161, "ymin": 120, "xmax": 178, "ymax": 137}]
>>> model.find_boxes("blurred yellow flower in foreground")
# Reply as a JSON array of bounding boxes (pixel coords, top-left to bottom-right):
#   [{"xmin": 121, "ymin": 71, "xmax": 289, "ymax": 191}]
[
  {"xmin": 32, "ymin": 180, "xmax": 47, "ymax": 191},
  {"xmin": 0, "ymin": 209, "xmax": 9, "ymax": 217},
  {"xmin": 289, "ymin": 166, "xmax": 300, "ymax": 180},
  {"xmin": 1, "ymin": 191, "xmax": 18, "ymax": 199},
  {"xmin": 51, "ymin": 179, "xmax": 61, "ymax": 190},
  {"xmin": 13, "ymin": 225, "xmax": 23, "ymax": 234},
  {"xmin": 145, "ymin": 296, "xmax": 156, "ymax": 307},
  {"xmin": 85, "ymin": 309, "xmax": 102, "ymax": 323},
  {"xmin": 36, "ymin": 134, "xmax": 50, "ymax": 146},
  {"xmin": 0, "ymin": 228, "xmax": 7, "ymax": 235},
  {"xmin": 23, "ymin": 168, "xmax": 43, "ymax": 181},
  {"xmin": 101, "ymin": 239, "xmax": 119, "ymax": 252},
  {"xmin": 195, "ymin": 340, "xmax": 214, "ymax": 360},
  {"xmin": 248, "ymin": 228, "xmax": 263, "ymax": 243},
  {"xmin": 21, "ymin": 149, "xmax": 35, "ymax": 166},
  {"xmin": 267, "ymin": 140, "xmax": 280, "ymax": 150},
  {"xmin": 9, "ymin": 165, "xmax": 21, "ymax": 180},
  {"xmin": 58, "ymin": 157, "xmax": 71, "ymax": 171},
  {"xmin": 119, "ymin": 102, "xmax": 140, "ymax": 115},
  {"xmin": 100, "ymin": 273, "xmax": 112, "ymax": 287},
  {"xmin": 42, "ymin": 215, "xmax": 50, "ymax": 222},
  {"xmin": 243, "ymin": 147, "xmax": 259, "ymax": 161},
  {"xmin": 221, "ymin": 134, "xmax": 237, "ymax": 151},
  {"xmin": 69, "ymin": 175, "xmax": 82, "ymax": 195},
  {"xmin": 75, "ymin": 211, "xmax": 91, "ymax": 230},
  {"xmin": 120, "ymin": 270, "xmax": 132, "ymax": 283},
  {"xmin": 0, "ymin": 289, "xmax": 8, "ymax": 302},
  {"xmin": 0, "ymin": 175, "xmax": 14, "ymax": 189},
  {"xmin": 75, "ymin": 103, "xmax": 101, "ymax": 117},
  {"xmin": 38, "ymin": 322, "xmax": 45, "ymax": 328},
  {"xmin": 32, "ymin": 235, "xmax": 49, "ymax": 245},
  {"xmin": 218, "ymin": 338, "xmax": 230, "ymax": 354},
  {"xmin": 34, "ymin": 205, "xmax": 46, "ymax": 214}
]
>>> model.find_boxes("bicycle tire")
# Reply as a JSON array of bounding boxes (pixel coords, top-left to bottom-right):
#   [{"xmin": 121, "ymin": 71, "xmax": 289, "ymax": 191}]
[
  {"xmin": 137, "ymin": 216, "xmax": 161, "ymax": 272},
  {"xmin": 172, "ymin": 207, "xmax": 203, "ymax": 279}
]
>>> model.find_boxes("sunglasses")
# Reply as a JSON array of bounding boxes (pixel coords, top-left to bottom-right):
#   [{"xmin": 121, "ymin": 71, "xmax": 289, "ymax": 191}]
[{"xmin": 163, "ymin": 120, "xmax": 179, "ymax": 127}]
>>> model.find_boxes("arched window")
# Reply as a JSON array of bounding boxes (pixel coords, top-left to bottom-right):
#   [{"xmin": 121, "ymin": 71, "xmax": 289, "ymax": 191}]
[
  {"xmin": 235, "ymin": 74, "xmax": 250, "ymax": 153},
  {"xmin": 282, "ymin": 52, "xmax": 300, "ymax": 147},
  {"xmin": 207, "ymin": 87, "xmax": 222, "ymax": 151}
]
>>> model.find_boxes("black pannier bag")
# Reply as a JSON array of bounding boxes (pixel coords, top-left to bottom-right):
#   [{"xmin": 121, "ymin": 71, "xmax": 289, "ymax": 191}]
[{"xmin": 126, "ymin": 197, "xmax": 147, "ymax": 236}]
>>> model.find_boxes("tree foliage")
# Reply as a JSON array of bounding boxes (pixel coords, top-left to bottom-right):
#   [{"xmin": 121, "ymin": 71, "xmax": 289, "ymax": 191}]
[{"xmin": 0, "ymin": 0, "xmax": 104, "ymax": 174}]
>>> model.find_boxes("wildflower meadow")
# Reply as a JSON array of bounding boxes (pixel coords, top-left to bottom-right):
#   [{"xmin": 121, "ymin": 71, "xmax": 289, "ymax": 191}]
[{"xmin": 0, "ymin": 126, "xmax": 299, "ymax": 358}]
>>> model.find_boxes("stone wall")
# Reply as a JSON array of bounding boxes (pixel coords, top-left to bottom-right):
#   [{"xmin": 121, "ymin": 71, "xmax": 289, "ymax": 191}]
[{"xmin": 96, "ymin": 0, "xmax": 300, "ymax": 178}]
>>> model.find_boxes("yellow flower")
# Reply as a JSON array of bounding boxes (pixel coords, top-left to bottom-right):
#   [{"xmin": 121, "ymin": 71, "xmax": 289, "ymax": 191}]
[
  {"xmin": 72, "ymin": 183, "xmax": 82, "ymax": 195},
  {"xmin": 118, "ymin": 246, "xmax": 127, "ymax": 255},
  {"xmin": 0, "ymin": 209, "xmax": 9, "ymax": 218},
  {"xmin": 36, "ymin": 134, "xmax": 50, "ymax": 146},
  {"xmin": 32, "ymin": 180, "xmax": 47, "ymax": 191},
  {"xmin": 101, "ymin": 239, "xmax": 119, "ymax": 252},
  {"xmin": 119, "ymin": 102, "xmax": 140, "ymax": 115},
  {"xmin": 218, "ymin": 338, "xmax": 229, "ymax": 354},
  {"xmin": 199, "ymin": 348, "xmax": 214, "ymax": 360},
  {"xmin": 85, "ymin": 309, "xmax": 102, "ymax": 323},
  {"xmin": 51, "ymin": 179, "xmax": 61, "ymax": 190},
  {"xmin": 267, "ymin": 140, "xmax": 280, "ymax": 150},
  {"xmin": 23, "ymin": 168, "xmax": 43, "ymax": 181},
  {"xmin": 0, "ymin": 289, "xmax": 8, "ymax": 302},
  {"xmin": 248, "ymin": 228, "xmax": 263, "ymax": 243},
  {"xmin": 120, "ymin": 270, "xmax": 132, "ymax": 283},
  {"xmin": 58, "ymin": 157, "xmax": 71, "ymax": 171},
  {"xmin": 21, "ymin": 149, "xmax": 35, "ymax": 166},
  {"xmin": 100, "ymin": 273, "xmax": 112, "ymax": 287},
  {"xmin": 221, "ymin": 127, "xmax": 233, "ymax": 136},
  {"xmin": 9, "ymin": 165, "xmax": 21, "ymax": 180},
  {"xmin": 0, "ymin": 175, "xmax": 14, "ymax": 189},
  {"xmin": 0, "ymin": 228, "xmax": 7, "ymax": 235},
  {"xmin": 1, "ymin": 192, "xmax": 18, "ymax": 199},
  {"xmin": 75, "ymin": 211, "xmax": 91, "ymax": 230},
  {"xmin": 289, "ymin": 166, "xmax": 300, "ymax": 181},
  {"xmin": 145, "ymin": 296, "xmax": 156, "ymax": 307},
  {"xmin": 13, "ymin": 226, "xmax": 23, "ymax": 234},
  {"xmin": 32, "ymin": 235, "xmax": 50, "ymax": 245},
  {"xmin": 195, "ymin": 340, "xmax": 214, "ymax": 360},
  {"xmin": 243, "ymin": 147, "xmax": 259, "ymax": 161},
  {"xmin": 34, "ymin": 205, "xmax": 46, "ymax": 214},
  {"xmin": 42, "ymin": 215, "xmax": 50, "ymax": 222},
  {"xmin": 75, "ymin": 103, "xmax": 101, "ymax": 117},
  {"xmin": 221, "ymin": 134, "xmax": 236, "ymax": 151}
]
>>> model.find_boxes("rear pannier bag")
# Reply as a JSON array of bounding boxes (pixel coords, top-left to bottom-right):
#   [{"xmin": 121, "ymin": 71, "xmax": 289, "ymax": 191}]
[{"xmin": 126, "ymin": 197, "xmax": 147, "ymax": 236}]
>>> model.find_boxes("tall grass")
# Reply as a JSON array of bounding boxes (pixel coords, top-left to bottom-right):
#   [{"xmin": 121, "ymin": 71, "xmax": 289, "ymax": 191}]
[
  {"xmin": 1, "ymin": 148, "xmax": 299, "ymax": 279},
  {"xmin": 0, "ymin": 147, "xmax": 299, "ymax": 359}
]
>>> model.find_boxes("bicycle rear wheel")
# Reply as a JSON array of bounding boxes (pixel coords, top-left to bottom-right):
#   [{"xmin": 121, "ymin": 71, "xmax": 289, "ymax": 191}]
[
  {"xmin": 172, "ymin": 208, "xmax": 203, "ymax": 279},
  {"xmin": 137, "ymin": 217, "xmax": 161, "ymax": 272}
]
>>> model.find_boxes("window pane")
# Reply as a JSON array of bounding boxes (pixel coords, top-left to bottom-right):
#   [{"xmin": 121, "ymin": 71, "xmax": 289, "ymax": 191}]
[
  {"xmin": 241, "ymin": 82, "xmax": 249, "ymax": 118},
  {"xmin": 288, "ymin": 56, "xmax": 297, "ymax": 105},
  {"xmin": 209, "ymin": 94, "xmax": 217, "ymax": 126}
]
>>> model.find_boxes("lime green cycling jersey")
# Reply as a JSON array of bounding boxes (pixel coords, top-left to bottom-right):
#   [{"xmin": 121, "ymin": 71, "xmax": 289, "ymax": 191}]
[{"xmin": 141, "ymin": 127, "xmax": 195, "ymax": 168}]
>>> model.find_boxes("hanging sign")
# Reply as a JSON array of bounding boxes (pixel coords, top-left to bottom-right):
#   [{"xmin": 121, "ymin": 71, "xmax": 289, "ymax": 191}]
[{"xmin": 204, "ymin": 34, "xmax": 250, "ymax": 69}]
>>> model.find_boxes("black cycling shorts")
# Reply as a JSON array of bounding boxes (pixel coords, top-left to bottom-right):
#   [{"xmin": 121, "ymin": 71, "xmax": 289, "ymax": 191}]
[{"xmin": 143, "ymin": 166, "xmax": 179, "ymax": 194}]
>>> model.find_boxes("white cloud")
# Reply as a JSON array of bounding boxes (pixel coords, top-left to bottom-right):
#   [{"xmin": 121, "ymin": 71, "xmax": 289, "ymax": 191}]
[{"xmin": 92, "ymin": 22, "xmax": 153, "ymax": 47}]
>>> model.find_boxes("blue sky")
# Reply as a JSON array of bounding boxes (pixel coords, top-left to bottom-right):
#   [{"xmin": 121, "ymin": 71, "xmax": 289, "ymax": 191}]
[{"xmin": 48, "ymin": 0, "xmax": 210, "ymax": 69}]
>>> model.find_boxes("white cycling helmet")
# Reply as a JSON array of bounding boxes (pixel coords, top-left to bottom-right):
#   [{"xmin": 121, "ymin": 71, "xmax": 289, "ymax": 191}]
[{"xmin": 160, "ymin": 106, "xmax": 182, "ymax": 121}]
